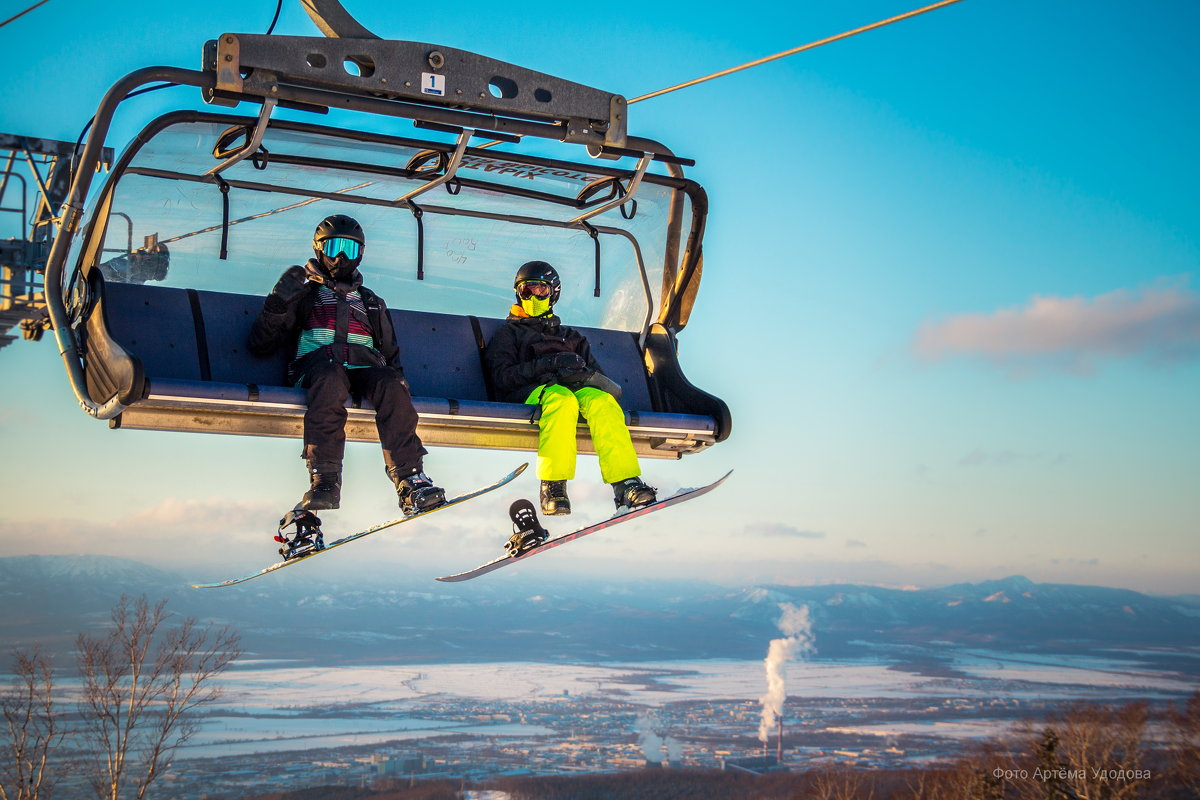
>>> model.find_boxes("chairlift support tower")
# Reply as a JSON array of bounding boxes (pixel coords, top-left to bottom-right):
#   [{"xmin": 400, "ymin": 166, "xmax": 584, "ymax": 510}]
[{"xmin": 0, "ymin": 135, "xmax": 112, "ymax": 349}]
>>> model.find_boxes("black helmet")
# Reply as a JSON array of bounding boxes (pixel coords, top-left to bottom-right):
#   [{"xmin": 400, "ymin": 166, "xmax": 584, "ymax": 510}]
[
  {"xmin": 313, "ymin": 214, "xmax": 365, "ymax": 271},
  {"xmin": 513, "ymin": 260, "xmax": 561, "ymax": 305}
]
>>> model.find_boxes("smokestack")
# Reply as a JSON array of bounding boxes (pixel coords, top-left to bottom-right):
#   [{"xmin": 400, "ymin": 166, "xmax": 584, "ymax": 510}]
[
  {"xmin": 777, "ymin": 715, "xmax": 783, "ymax": 763},
  {"xmin": 757, "ymin": 604, "xmax": 815, "ymax": 750}
]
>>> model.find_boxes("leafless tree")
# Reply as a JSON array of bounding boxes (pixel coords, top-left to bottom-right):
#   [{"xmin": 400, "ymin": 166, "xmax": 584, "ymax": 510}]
[
  {"xmin": 809, "ymin": 764, "xmax": 876, "ymax": 800},
  {"xmin": 75, "ymin": 595, "xmax": 241, "ymax": 800},
  {"xmin": 0, "ymin": 648, "xmax": 64, "ymax": 800},
  {"xmin": 1016, "ymin": 701, "xmax": 1149, "ymax": 800},
  {"xmin": 1167, "ymin": 690, "xmax": 1200, "ymax": 795}
]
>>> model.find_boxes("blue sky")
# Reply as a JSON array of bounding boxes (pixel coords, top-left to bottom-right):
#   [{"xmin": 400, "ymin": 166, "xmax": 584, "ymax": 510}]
[{"xmin": 0, "ymin": 0, "xmax": 1196, "ymax": 593}]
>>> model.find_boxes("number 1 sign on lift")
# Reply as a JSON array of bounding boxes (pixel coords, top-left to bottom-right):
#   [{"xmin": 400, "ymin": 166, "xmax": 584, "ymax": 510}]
[{"xmin": 422, "ymin": 73, "xmax": 446, "ymax": 97}]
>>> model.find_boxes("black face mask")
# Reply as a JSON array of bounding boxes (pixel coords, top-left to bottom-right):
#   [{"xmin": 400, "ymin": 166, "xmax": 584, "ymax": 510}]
[
  {"xmin": 326, "ymin": 255, "xmax": 357, "ymax": 281},
  {"xmin": 306, "ymin": 257, "xmax": 363, "ymax": 292}
]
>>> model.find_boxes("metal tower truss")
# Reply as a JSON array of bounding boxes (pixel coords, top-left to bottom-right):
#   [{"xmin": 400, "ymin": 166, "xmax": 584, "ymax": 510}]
[{"xmin": 0, "ymin": 134, "xmax": 112, "ymax": 350}]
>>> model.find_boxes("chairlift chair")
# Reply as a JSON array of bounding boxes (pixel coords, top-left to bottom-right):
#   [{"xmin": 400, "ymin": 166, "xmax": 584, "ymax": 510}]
[{"xmin": 45, "ymin": 31, "xmax": 731, "ymax": 459}]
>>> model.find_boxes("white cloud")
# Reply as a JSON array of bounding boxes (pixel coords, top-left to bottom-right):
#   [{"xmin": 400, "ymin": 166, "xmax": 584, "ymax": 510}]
[
  {"xmin": 744, "ymin": 523, "xmax": 825, "ymax": 540},
  {"xmin": 957, "ymin": 449, "xmax": 1066, "ymax": 468},
  {"xmin": 0, "ymin": 497, "xmax": 279, "ymax": 571},
  {"xmin": 120, "ymin": 497, "xmax": 277, "ymax": 532},
  {"xmin": 913, "ymin": 281, "xmax": 1200, "ymax": 374}
]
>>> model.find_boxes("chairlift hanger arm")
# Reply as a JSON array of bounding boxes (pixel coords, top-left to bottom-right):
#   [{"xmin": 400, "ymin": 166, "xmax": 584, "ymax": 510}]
[{"xmin": 300, "ymin": 0, "xmax": 380, "ymax": 39}]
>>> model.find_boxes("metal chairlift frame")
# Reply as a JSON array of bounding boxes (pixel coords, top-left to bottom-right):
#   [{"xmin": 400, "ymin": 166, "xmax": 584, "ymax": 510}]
[{"xmin": 41, "ymin": 16, "xmax": 729, "ymax": 457}]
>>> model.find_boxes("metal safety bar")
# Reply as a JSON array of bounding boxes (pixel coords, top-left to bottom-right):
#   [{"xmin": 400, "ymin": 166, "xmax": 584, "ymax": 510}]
[
  {"xmin": 568, "ymin": 153, "xmax": 651, "ymax": 225},
  {"xmin": 203, "ymin": 98, "xmax": 278, "ymax": 176},
  {"xmin": 393, "ymin": 127, "xmax": 471, "ymax": 205}
]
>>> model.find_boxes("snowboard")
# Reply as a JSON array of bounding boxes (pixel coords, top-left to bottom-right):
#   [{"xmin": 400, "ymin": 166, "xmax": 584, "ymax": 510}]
[
  {"xmin": 435, "ymin": 470, "xmax": 732, "ymax": 582},
  {"xmin": 192, "ymin": 462, "xmax": 528, "ymax": 588}
]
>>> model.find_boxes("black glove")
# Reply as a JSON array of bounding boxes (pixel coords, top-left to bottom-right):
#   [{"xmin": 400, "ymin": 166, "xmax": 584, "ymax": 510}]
[
  {"xmin": 533, "ymin": 352, "xmax": 579, "ymax": 375},
  {"xmin": 548, "ymin": 352, "xmax": 587, "ymax": 376},
  {"xmin": 264, "ymin": 268, "xmax": 311, "ymax": 312}
]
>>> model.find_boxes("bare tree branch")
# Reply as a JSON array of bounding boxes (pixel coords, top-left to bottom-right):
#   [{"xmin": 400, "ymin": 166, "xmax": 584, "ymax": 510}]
[
  {"xmin": 0, "ymin": 648, "xmax": 65, "ymax": 800},
  {"xmin": 75, "ymin": 595, "xmax": 241, "ymax": 800}
]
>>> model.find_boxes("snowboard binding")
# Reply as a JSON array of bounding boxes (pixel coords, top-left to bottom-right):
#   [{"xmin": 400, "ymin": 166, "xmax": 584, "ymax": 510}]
[
  {"xmin": 504, "ymin": 499, "xmax": 549, "ymax": 557},
  {"xmin": 275, "ymin": 509, "xmax": 326, "ymax": 560}
]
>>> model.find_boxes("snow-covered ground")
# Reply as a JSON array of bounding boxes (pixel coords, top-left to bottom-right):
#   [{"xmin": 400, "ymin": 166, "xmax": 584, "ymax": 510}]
[
  {"xmin": 176, "ymin": 652, "xmax": 1200, "ymax": 760},
  {"xmin": 216, "ymin": 652, "xmax": 1196, "ymax": 710}
]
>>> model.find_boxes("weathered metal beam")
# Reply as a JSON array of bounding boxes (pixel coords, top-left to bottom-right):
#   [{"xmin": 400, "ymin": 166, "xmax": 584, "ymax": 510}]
[{"xmin": 207, "ymin": 33, "xmax": 627, "ymax": 148}]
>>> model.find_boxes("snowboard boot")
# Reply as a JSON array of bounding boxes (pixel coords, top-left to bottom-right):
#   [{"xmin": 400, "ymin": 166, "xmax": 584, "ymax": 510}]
[
  {"xmin": 388, "ymin": 466, "xmax": 447, "ymax": 516},
  {"xmin": 612, "ymin": 476, "xmax": 657, "ymax": 511},
  {"xmin": 299, "ymin": 462, "xmax": 342, "ymax": 511},
  {"xmin": 539, "ymin": 480, "xmax": 571, "ymax": 516}
]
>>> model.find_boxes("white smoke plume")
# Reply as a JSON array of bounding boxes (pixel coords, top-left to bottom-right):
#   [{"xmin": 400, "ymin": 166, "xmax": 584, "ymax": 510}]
[
  {"xmin": 634, "ymin": 714, "xmax": 666, "ymax": 762},
  {"xmin": 634, "ymin": 713, "xmax": 683, "ymax": 764},
  {"xmin": 757, "ymin": 603, "xmax": 815, "ymax": 744},
  {"xmin": 666, "ymin": 736, "xmax": 683, "ymax": 763}
]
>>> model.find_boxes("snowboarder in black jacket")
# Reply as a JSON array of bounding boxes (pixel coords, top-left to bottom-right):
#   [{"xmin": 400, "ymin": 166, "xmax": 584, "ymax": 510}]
[
  {"xmin": 484, "ymin": 260, "xmax": 656, "ymax": 516},
  {"xmin": 248, "ymin": 214, "xmax": 445, "ymax": 516}
]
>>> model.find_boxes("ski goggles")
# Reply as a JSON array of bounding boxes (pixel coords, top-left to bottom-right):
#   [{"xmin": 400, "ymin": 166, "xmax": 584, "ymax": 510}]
[
  {"xmin": 319, "ymin": 237, "xmax": 362, "ymax": 260},
  {"xmin": 517, "ymin": 280, "xmax": 552, "ymax": 299}
]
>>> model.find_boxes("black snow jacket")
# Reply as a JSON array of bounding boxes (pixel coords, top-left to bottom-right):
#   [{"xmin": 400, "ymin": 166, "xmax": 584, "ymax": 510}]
[
  {"xmin": 248, "ymin": 260, "xmax": 404, "ymax": 383},
  {"xmin": 484, "ymin": 311, "xmax": 605, "ymax": 403}
]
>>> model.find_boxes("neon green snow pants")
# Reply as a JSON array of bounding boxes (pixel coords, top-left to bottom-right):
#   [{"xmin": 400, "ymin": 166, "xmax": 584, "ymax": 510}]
[{"xmin": 525, "ymin": 384, "xmax": 641, "ymax": 484}]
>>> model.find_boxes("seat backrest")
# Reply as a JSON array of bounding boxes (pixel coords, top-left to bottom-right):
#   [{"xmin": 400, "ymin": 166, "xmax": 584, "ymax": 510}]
[
  {"xmin": 100, "ymin": 282, "xmax": 652, "ymax": 410},
  {"xmin": 103, "ymin": 282, "xmax": 203, "ymax": 381},
  {"xmin": 195, "ymin": 289, "xmax": 289, "ymax": 386},
  {"xmin": 390, "ymin": 310, "xmax": 489, "ymax": 400}
]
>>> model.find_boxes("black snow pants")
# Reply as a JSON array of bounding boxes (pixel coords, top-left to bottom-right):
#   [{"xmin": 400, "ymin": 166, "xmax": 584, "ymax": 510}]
[{"xmin": 298, "ymin": 360, "xmax": 427, "ymax": 471}]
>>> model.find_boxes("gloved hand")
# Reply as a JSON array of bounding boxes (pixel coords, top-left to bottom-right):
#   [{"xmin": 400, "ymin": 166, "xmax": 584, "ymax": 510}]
[
  {"xmin": 264, "ymin": 267, "xmax": 311, "ymax": 312},
  {"xmin": 534, "ymin": 352, "xmax": 590, "ymax": 382},
  {"xmin": 547, "ymin": 352, "xmax": 587, "ymax": 376}
]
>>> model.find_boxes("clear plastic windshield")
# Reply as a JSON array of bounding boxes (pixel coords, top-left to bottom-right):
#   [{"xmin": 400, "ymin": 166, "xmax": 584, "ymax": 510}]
[{"xmin": 87, "ymin": 116, "xmax": 696, "ymax": 332}]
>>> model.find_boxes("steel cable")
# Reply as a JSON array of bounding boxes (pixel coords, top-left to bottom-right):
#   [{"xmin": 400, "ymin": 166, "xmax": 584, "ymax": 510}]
[{"xmin": 630, "ymin": 0, "xmax": 968, "ymax": 104}]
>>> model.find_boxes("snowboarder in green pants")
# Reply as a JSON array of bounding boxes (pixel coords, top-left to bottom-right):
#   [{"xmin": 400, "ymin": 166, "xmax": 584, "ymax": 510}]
[{"xmin": 484, "ymin": 261, "xmax": 657, "ymax": 515}]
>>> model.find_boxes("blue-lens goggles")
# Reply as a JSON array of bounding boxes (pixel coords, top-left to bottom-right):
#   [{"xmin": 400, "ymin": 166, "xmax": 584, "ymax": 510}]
[{"xmin": 320, "ymin": 237, "xmax": 361, "ymax": 260}]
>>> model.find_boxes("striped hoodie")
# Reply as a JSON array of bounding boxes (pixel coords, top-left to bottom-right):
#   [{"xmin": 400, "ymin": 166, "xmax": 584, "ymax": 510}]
[{"xmin": 294, "ymin": 284, "xmax": 382, "ymax": 368}]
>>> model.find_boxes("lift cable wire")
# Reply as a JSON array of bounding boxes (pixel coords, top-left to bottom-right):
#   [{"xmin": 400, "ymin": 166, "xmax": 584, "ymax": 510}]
[
  {"xmin": 0, "ymin": 0, "xmax": 50, "ymax": 29},
  {"xmin": 475, "ymin": 0, "xmax": 967, "ymax": 151},
  {"xmin": 265, "ymin": 0, "xmax": 283, "ymax": 35},
  {"xmin": 629, "ymin": 0, "xmax": 968, "ymax": 104}
]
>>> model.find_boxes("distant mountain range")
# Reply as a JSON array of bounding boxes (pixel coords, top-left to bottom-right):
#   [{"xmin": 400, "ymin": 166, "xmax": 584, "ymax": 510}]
[{"xmin": 1, "ymin": 555, "xmax": 1197, "ymax": 667}]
